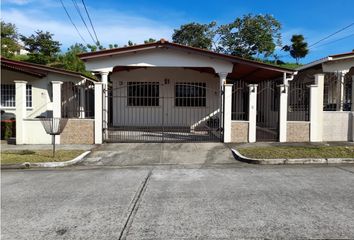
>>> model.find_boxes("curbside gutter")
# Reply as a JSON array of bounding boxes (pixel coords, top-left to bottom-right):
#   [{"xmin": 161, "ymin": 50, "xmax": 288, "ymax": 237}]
[
  {"xmin": 1, "ymin": 151, "xmax": 91, "ymax": 169},
  {"xmin": 231, "ymin": 149, "xmax": 354, "ymax": 165}
]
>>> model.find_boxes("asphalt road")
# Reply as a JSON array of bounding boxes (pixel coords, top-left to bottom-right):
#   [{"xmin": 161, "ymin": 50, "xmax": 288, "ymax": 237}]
[{"xmin": 2, "ymin": 164, "xmax": 354, "ymax": 239}]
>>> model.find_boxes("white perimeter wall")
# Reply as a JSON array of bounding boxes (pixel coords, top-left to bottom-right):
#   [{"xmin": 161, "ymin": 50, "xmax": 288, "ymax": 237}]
[
  {"xmin": 1, "ymin": 69, "xmax": 83, "ymax": 119},
  {"xmin": 23, "ymin": 119, "xmax": 52, "ymax": 144},
  {"xmin": 323, "ymin": 111, "xmax": 353, "ymax": 141},
  {"xmin": 110, "ymin": 68, "xmax": 220, "ymax": 128}
]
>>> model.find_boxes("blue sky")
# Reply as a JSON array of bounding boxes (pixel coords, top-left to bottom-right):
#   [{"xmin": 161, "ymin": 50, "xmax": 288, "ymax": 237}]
[{"xmin": 2, "ymin": 0, "xmax": 354, "ymax": 63}]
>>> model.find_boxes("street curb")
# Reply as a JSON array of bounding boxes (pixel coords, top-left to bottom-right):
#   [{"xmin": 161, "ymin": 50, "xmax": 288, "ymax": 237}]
[
  {"xmin": 1, "ymin": 151, "xmax": 91, "ymax": 169},
  {"xmin": 231, "ymin": 148, "xmax": 354, "ymax": 165}
]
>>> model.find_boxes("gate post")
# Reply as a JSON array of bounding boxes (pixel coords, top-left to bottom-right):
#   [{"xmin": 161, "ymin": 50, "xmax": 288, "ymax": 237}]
[
  {"xmin": 279, "ymin": 84, "xmax": 288, "ymax": 142},
  {"xmin": 94, "ymin": 82, "xmax": 103, "ymax": 144},
  {"xmin": 223, "ymin": 84, "xmax": 233, "ymax": 142},
  {"xmin": 14, "ymin": 80, "xmax": 27, "ymax": 144},
  {"xmin": 248, "ymin": 84, "xmax": 257, "ymax": 143},
  {"xmin": 52, "ymin": 81, "xmax": 63, "ymax": 144},
  {"xmin": 310, "ymin": 74, "xmax": 324, "ymax": 142}
]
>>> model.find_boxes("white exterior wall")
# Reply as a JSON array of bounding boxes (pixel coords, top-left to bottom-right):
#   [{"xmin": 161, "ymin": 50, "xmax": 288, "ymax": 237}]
[
  {"xmin": 1, "ymin": 69, "xmax": 84, "ymax": 119},
  {"xmin": 23, "ymin": 119, "xmax": 52, "ymax": 144},
  {"xmin": 85, "ymin": 48, "xmax": 233, "ymax": 74},
  {"xmin": 110, "ymin": 68, "xmax": 220, "ymax": 128},
  {"xmin": 323, "ymin": 111, "xmax": 352, "ymax": 141}
]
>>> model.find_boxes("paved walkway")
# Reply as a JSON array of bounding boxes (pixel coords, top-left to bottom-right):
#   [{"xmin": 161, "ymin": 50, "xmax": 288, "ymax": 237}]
[
  {"xmin": 1, "ymin": 143, "xmax": 95, "ymax": 151},
  {"xmin": 80, "ymin": 143, "xmax": 240, "ymax": 166}
]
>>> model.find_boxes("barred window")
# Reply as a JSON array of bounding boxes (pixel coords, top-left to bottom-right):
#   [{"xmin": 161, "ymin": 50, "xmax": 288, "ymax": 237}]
[
  {"xmin": 127, "ymin": 82, "xmax": 159, "ymax": 106},
  {"xmin": 175, "ymin": 83, "xmax": 206, "ymax": 107},
  {"xmin": 26, "ymin": 85, "xmax": 32, "ymax": 107},
  {"xmin": 1, "ymin": 84, "xmax": 32, "ymax": 108}
]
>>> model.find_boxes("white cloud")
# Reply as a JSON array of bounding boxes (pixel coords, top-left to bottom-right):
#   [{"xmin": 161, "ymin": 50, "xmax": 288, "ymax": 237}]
[
  {"xmin": 1, "ymin": 7, "xmax": 174, "ymax": 51},
  {"xmin": 1, "ymin": 0, "xmax": 32, "ymax": 5}
]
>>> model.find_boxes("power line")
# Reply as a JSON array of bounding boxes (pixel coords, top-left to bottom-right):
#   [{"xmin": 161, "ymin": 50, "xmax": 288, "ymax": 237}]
[
  {"xmin": 314, "ymin": 33, "xmax": 354, "ymax": 49},
  {"xmin": 81, "ymin": 0, "xmax": 100, "ymax": 44},
  {"xmin": 308, "ymin": 22, "xmax": 354, "ymax": 48},
  {"xmin": 71, "ymin": 0, "xmax": 96, "ymax": 45},
  {"xmin": 59, "ymin": 0, "xmax": 87, "ymax": 44}
]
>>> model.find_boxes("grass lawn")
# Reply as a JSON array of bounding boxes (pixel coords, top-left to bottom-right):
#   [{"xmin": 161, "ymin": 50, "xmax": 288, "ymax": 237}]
[
  {"xmin": 237, "ymin": 146, "xmax": 354, "ymax": 159},
  {"xmin": 1, "ymin": 150, "xmax": 84, "ymax": 165}
]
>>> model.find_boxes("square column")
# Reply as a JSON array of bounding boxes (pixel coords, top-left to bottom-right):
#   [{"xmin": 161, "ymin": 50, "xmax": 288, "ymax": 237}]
[
  {"xmin": 279, "ymin": 84, "xmax": 288, "ymax": 142},
  {"xmin": 52, "ymin": 81, "xmax": 63, "ymax": 118},
  {"xmin": 310, "ymin": 74, "xmax": 324, "ymax": 142},
  {"xmin": 218, "ymin": 72, "xmax": 228, "ymax": 130},
  {"xmin": 248, "ymin": 84, "xmax": 258, "ymax": 143},
  {"xmin": 52, "ymin": 81, "xmax": 63, "ymax": 144},
  {"xmin": 100, "ymin": 72, "xmax": 109, "ymax": 132},
  {"xmin": 94, "ymin": 82, "xmax": 103, "ymax": 144},
  {"xmin": 14, "ymin": 80, "xmax": 27, "ymax": 144},
  {"xmin": 223, "ymin": 84, "xmax": 233, "ymax": 142}
]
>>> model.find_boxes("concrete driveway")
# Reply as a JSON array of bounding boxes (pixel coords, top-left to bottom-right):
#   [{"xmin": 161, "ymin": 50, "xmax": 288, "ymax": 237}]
[
  {"xmin": 2, "ymin": 165, "xmax": 354, "ymax": 239},
  {"xmin": 80, "ymin": 143, "xmax": 239, "ymax": 166}
]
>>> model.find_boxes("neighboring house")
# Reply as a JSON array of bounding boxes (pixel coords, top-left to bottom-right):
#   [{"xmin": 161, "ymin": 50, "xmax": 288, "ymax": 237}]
[
  {"xmin": 293, "ymin": 52, "xmax": 354, "ymax": 142},
  {"xmin": 1, "ymin": 57, "xmax": 96, "ymax": 144}
]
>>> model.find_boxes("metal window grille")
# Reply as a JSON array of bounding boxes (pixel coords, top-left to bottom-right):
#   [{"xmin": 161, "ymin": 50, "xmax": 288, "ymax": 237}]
[
  {"xmin": 323, "ymin": 72, "xmax": 352, "ymax": 111},
  {"xmin": 1, "ymin": 84, "xmax": 15, "ymax": 107},
  {"xmin": 231, "ymin": 80, "xmax": 248, "ymax": 120},
  {"xmin": 26, "ymin": 85, "xmax": 32, "ymax": 108},
  {"xmin": 127, "ymin": 82, "xmax": 159, "ymax": 106},
  {"xmin": 288, "ymin": 80, "xmax": 310, "ymax": 121},
  {"xmin": 0, "ymin": 84, "xmax": 32, "ymax": 108},
  {"xmin": 175, "ymin": 82, "xmax": 206, "ymax": 107}
]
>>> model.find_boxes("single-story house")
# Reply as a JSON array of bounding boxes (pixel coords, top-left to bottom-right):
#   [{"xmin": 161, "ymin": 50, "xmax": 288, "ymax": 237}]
[
  {"xmin": 293, "ymin": 52, "xmax": 354, "ymax": 142},
  {"xmin": 2, "ymin": 40, "xmax": 353, "ymax": 145},
  {"xmin": 1, "ymin": 57, "xmax": 96, "ymax": 144},
  {"xmin": 78, "ymin": 39, "xmax": 296, "ymax": 143}
]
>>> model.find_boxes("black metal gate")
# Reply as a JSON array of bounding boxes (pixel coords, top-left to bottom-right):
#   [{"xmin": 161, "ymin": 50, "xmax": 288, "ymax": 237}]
[
  {"xmin": 256, "ymin": 80, "xmax": 280, "ymax": 141},
  {"xmin": 105, "ymin": 81, "xmax": 222, "ymax": 142}
]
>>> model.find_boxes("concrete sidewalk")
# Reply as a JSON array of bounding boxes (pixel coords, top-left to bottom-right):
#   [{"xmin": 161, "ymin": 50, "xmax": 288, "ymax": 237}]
[
  {"xmin": 80, "ymin": 143, "xmax": 241, "ymax": 166},
  {"xmin": 1, "ymin": 143, "xmax": 95, "ymax": 151}
]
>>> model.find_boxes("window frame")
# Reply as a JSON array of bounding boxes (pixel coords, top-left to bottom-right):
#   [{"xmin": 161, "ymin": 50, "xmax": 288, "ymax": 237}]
[
  {"xmin": 0, "ymin": 84, "xmax": 33, "ymax": 108},
  {"xmin": 175, "ymin": 82, "xmax": 207, "ymax": 107},
  {"xmin": 127, "ymin": 82, "xmax": 160, "ymax": 107}
]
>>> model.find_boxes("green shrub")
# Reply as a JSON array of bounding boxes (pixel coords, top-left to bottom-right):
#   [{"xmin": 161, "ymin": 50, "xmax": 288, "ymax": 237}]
[{"xmin": 1, "ymin": 121, "xmax": 16, "ymax": 140}]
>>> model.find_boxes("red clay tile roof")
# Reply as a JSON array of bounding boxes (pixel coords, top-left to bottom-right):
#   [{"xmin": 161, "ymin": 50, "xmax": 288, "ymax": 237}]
[{"xmin": 1, "ymin": 57, "xmax": 96, "ymax": 81}]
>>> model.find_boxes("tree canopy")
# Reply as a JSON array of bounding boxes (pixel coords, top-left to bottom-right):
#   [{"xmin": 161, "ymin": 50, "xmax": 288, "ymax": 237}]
[
  {"xmin": 1, "ymin": 21, "xmax": 21, "ymax": 58},
  {"xmin": 172, "ymin": 22, "xmax": 216, "ymax": 50},
  {"xmin": 217, "ymin": 14, "xmax": 282, "ymax": 58},
  {"xmin": 20, "ymin": 30, "xmax": 61, "ymax": 64},
  {"xmin": 282, "ymin": 34, "xmax": 309, "ymax": 64}
]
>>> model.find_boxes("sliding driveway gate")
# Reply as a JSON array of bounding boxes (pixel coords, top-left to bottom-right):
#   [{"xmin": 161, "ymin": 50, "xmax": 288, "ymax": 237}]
[{"xmin": 105, "ymin": 82, "xmax": 222, "ymax": 142}]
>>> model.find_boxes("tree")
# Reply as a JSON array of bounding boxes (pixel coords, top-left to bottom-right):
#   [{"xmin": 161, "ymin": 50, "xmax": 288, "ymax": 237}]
[
  {"xmin": 53, "ymin": 43, "xmax": 88, "ymax": 72},
  {"xmin": 1, "ymin": 21, "xmax": 21, "ymax": 58},
  {"xmin": 217, "ymin": 14, "xmax": 282, "ymax": 58},
  {"xmin": 20, "ymin": 30, "xmax": 61, "ymax": 64},
  {"xmin": 87, "ymin": 41, "xmax": 104, "ymax": 52},
  {"xmin": 108, "ymin": 43, "xmax": 118, "ymax": 49},
  {"xmin": 282, "ymin": 34, "xmax": 309, "ymax": 64},
  {"xmin": 172, "ymin": 22, "xmax": 216, "ymax": 49},
  {"xmin": 144, "ymin": 38, "xmax": 156, "ymax": 44}
]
